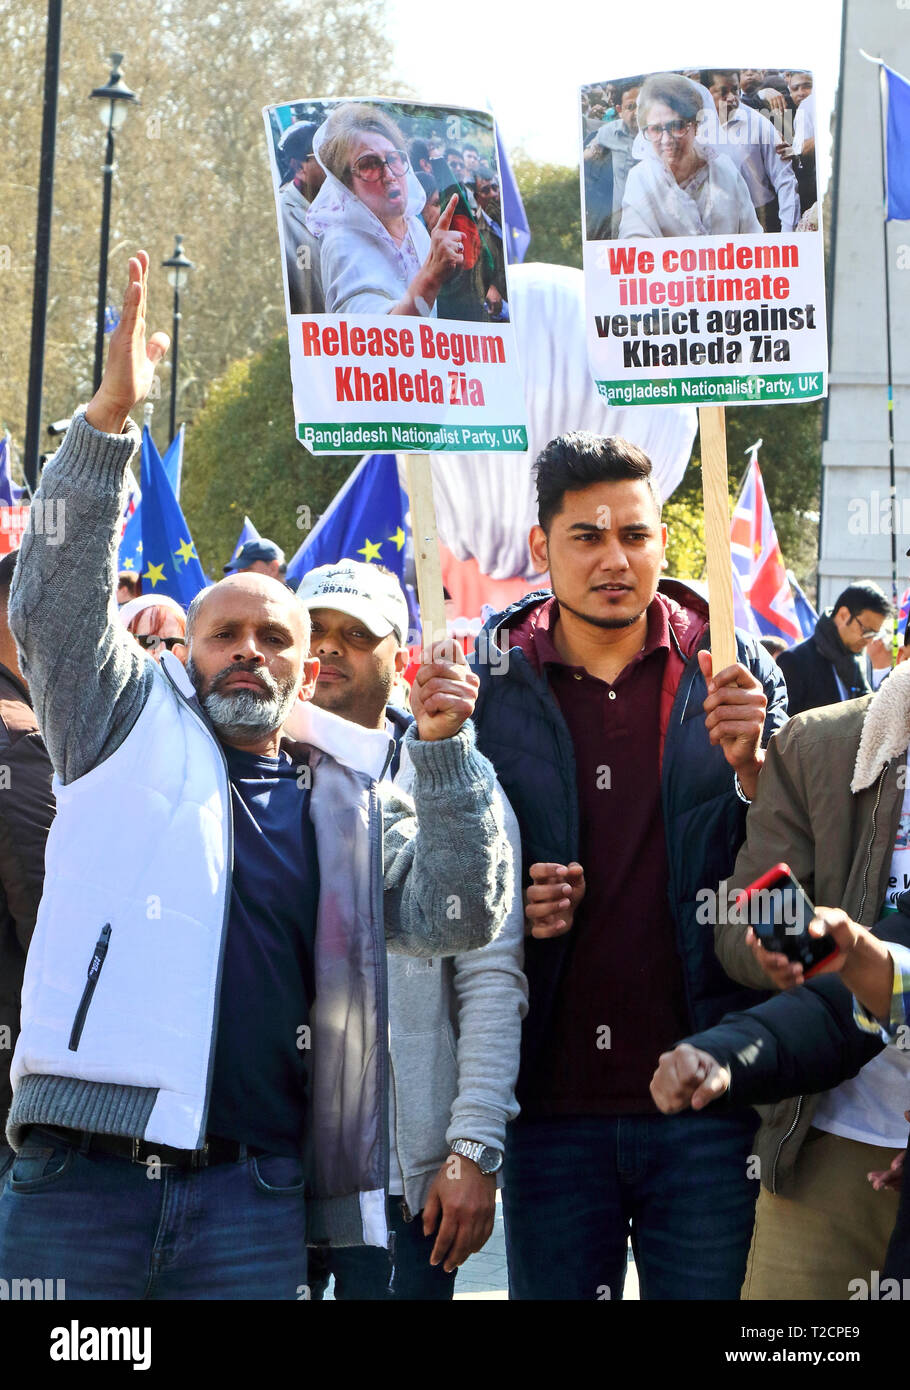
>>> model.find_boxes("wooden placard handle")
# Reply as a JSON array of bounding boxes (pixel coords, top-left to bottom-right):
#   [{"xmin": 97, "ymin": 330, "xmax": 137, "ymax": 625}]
[
  {"xmin": 699, "ymin": 405, "xmax": 737, "ymax": 673},
  {"xmin": 403, "ymin": 453, "xmax": 447, "ymax": 652}
]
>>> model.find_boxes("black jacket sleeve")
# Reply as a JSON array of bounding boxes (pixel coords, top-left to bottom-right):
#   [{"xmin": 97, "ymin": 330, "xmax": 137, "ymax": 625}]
[
  {"xmin": 685, "ymin": 975, "xmax": 884, "ymax": 1107},
  {"xmin": 0, "ymin": 727, "xmax": 56, "ymax": 952},
  {"xmin": 685, "ymin": 914, "xmax": 910, "ymax": 1107}
]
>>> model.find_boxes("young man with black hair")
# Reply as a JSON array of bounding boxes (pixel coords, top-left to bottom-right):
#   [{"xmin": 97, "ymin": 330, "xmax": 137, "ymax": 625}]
[
  {"xmin": 469, "ymin": 431, "xmax": 788, "ymax": 1300},
  {"xmin": 777, "ymin": 580, "xmax": 891, "ymax": 716}
]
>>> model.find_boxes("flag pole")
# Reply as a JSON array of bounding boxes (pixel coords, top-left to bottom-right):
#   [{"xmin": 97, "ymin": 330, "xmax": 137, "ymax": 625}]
[
  {"xmin": 863, "ymin": 51, "xmax": 900, "ymax": 664},
  {"xmin": 699, "ymin": 405, "xmax": 737, "ymax": 671},
  {"xmin": 403, "ymin": 454, "xmax": 447, "ymax": 651},
  {"xmin": 737, "ymin": 438, "xmax": 762, "ymax": 500}
]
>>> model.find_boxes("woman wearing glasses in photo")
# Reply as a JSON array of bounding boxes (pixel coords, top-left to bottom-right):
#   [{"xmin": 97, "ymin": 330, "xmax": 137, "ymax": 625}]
[
  {"xmin": 119, "ymin": 594, "xmax": 187, "ymax": 662},
  {"xmin": 304, "ymin": 103, "xmax": 466, "ymax": 316},
  {"xmin": 619, "ymin": 73, "xmax": 761, "ymax": 238}
]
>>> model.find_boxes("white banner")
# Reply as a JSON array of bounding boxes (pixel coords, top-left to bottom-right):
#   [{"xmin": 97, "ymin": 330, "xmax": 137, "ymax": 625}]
[
  {"xmin": 580, "ymin": 65, "xmax": 828, "ymax": 406},
  {"xmin": 263, "ymin": 96, "xmax": 528, "ymax": 454}
]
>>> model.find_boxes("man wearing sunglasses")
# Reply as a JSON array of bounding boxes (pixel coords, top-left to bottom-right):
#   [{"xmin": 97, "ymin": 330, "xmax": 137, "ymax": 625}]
[
  {"xmin": 777, "ymin": 582, "xmax": 892, "ymax": 716},
  {"xmin": 119, "ymin": 594, "xmax": 187, "ymax": 662}
]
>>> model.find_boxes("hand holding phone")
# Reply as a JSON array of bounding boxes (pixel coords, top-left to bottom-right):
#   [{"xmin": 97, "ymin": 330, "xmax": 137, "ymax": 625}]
[{"xmin": 737, "ymin": 863, "xmax": 839, "ymax": 987}]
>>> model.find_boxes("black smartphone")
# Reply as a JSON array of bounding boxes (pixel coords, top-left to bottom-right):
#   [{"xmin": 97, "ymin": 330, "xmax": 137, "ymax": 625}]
[{"xmin": 737, "ymin": 862, "xmax": 839, "ymax": 977}]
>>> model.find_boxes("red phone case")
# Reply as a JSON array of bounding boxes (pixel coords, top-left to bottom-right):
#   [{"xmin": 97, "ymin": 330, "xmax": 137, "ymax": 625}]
[{"xmin": 737, "ymin": 863, "xmax": 839, "ymax": 977}]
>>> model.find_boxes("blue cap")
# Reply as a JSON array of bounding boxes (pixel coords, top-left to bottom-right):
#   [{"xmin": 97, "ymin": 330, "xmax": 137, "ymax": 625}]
[{"xmin": 223, "ymin": 539, "xmax": 286, "ymax": 574}]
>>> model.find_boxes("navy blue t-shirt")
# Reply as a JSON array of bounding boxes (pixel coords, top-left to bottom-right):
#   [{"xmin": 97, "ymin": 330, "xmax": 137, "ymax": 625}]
[{"xmin": 206, "ymin": 745, "xmax": 319, "ymax": 1156}]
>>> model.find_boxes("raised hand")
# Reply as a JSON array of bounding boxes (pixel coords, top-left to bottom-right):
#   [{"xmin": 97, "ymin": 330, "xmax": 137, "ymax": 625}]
[
  {"xmin": 85, "ymin": 251, "xmax": 170, "ymax": 435},
  {"xmin": 759, "ymin": 88, "xmax": 787, "ymax": 113},
  {"xmin": 409, "ymin": 637, "xmax": 479, "ymax": 742},
  {"xmin": 424, "ymin": 194, "xmax": 465, "ymax": 285},
  {"xmin": 698, "ymin": 649, "xmax": 767, "ymax": 800}
]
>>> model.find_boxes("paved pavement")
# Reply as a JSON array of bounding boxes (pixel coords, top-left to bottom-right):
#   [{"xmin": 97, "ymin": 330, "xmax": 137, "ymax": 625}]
[
  {"xmin": 455, "ymin": 1194, "xmax": 640, "ymax": 1300},
  {"xmin": 324, "ymin": 1193, "xmax": 640, "ymax": 1300}
]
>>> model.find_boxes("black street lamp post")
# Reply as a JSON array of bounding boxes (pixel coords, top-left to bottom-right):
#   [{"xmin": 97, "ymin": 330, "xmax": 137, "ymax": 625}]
[
  {"xmin": 90, "ymin": 53, "xmax": 137, "ymax": 392},
  {"xmin": 23, "ymin": 0, "xmax": 63, "ymax": 495},
  {"xmin": 161, "ymin": 236, "xmax": 194, "ymax": 445}
]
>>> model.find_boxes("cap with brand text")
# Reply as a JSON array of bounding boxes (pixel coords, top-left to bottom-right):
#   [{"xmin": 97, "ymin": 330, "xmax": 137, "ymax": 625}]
[{"xmin": 297, "ymin": 560, "xmax": 410, "ymax": 644}]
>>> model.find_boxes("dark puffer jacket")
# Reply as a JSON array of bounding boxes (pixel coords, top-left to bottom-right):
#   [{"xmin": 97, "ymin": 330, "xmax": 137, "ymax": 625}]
[
  {"xmin": 0, "ymin": 662, "xmax": 55, "ymax": 1129},
  {"xmin": 469, "ymin": 581, "xmax": 788, "ymax": 1100},
  {"xmin": 685, "ymin": 908, "xmax": 910, "ymax": 1193}
]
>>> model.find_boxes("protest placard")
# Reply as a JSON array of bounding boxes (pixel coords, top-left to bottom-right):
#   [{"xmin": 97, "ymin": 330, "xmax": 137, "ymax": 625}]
[
  {"xmin": 580, "ymin": 65, "xmax": 827, "ymax": 667},
  {"xmin": 0, "ymin": 506, "xmax": 30, "ymax": 556},
  {"xmin": 580, "ymin": 66, "xmax": 827, "ymax": 408},
  {"xmin": 263, "ymin": 97, "xmax": 529, "ymax": 459}
]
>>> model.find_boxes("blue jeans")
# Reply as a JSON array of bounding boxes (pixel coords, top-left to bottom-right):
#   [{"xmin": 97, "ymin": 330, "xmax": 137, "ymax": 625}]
[
  {"xmin": 502, "ymin": 1110, "xmax": 759, "ymax": 1300},
  {"xmin": 0, "ymin": 1127, "xmax": 308, "ymax": 1300},
  {"xmin": 310, "ymin": 1196, "xmax": 457, "ymax": 1300}
]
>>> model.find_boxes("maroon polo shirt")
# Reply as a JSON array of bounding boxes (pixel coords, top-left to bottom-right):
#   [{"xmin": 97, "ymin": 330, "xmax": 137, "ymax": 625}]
[{"xmin": 525, "ymin": 596, "xmax": 690, "ymax": 1116}]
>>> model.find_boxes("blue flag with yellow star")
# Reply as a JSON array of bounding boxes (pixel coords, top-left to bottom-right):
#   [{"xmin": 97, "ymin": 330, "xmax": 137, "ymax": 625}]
[
  {"xmin": 162, "ymin": 425, "xmax": 185, "ymax": 499},
  {"xmin": 118, "ymin": 492, "xmax": 143, "ymax": 576},
  {"xmin": 138, "ymin": 426, "xmax": 208, "ymax": 606},
  {"xmin": 285, "ymin": 453, "xmax": 408, "ymax": 588}
]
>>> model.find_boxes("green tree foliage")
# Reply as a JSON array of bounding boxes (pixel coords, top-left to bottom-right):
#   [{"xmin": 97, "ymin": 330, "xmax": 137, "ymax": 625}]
[
  {"xmin": 0, "ymin": 0, "xmax": 392, "ymax": 460},
  {"xmin": 180, "ymin": 334, "xmax": 356, "ymax": 573},
  {"xmin": 511, "ymin": 156, "xmax": 582, "ymax": 269}
]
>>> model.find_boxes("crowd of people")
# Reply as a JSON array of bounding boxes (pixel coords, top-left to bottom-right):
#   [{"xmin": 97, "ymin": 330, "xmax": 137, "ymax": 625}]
[
  {"xmin": 280, "ymin": 103, "xmax": 509, "ymax": 324},
  {"xmin": 583, "ymin": 68, "xmax": 818, "ymax": 240},
  {"xmin": 2, "ymin": 252, "xmax": 910, "ymax": 1305}
]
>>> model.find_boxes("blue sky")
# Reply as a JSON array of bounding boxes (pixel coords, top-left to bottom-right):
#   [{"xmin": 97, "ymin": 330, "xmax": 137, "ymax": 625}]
[{"xmin": 386, "ymin": 0, "xmax": 844, "ymax": 189}]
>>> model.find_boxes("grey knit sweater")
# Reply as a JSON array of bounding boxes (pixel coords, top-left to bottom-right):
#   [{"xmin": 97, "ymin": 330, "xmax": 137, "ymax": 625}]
[{"xmin": 6, "ymin": 407, "xmax": 513, "ymax": 1145}]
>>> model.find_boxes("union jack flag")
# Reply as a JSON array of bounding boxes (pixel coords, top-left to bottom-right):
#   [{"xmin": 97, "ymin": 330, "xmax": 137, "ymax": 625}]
[{"xmin": 730, "ymin": 453, "xmax": 801, "ymax": 645}]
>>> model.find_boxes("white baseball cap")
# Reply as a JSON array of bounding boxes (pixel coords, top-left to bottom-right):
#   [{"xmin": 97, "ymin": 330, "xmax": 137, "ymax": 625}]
[{"xmin": 297, "ymin": 560, "xmax": 410, "ymax": 644}]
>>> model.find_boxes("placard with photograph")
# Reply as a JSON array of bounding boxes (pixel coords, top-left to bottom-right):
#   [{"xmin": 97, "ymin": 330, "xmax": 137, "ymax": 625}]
[
  {"xmin": 580, "ymin": 65, "xmax": 827, "ymax": 407},
  {"xmin": 263, "ymin": 97, "xmax": 529, "ymax": 454}
]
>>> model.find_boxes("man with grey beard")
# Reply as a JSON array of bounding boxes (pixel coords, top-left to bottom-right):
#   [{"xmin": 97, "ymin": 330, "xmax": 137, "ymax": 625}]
[{"xmin": 0, "ymin": 252, "xmax": 512, "ymax": 1301}]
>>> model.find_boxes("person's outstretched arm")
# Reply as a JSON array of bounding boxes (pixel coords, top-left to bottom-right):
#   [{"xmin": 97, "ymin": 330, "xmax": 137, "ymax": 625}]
[
  {"xmin": 8, "ymin": 252, "xmax": 169, "ymax": 783},
  {"xmin": 651, "ymin": 972, "xmax": 886, "ymax": 1114},
  {"xmin": 382, "ymin": 641, "xmax": 513, "ymax": 956},
  {"xmin": 805, "ymin": 908, "xmax": 903, "ymax": 1034}
]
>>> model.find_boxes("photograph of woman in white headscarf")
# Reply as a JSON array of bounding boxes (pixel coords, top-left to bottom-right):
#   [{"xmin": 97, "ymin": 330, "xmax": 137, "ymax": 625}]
[{"xmin": 581, "ymin": 67, "xmax": 818, "ymax": 241}]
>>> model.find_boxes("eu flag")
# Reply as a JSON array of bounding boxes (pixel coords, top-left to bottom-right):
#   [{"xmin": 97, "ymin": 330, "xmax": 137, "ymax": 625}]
[
  {"xmin": 118, "ymin": 503, "xmax": 143, "ymax": 575},
  {"xmin": 0, "ymin": 436, "xmax": 24, "ymax": 505},
  {"xmin": 139, "ymin": 427, "xmax": 208, "ymax": 606},
  {"xmin": 228, "ymin": 515, "xmax": 261, "ymax": 566},
  {"xmin": 496, "ymin": 129, "xmax": 530, "ymax": 264},
  {"xmin": 886, "ymin": 65, "xmax": 910, "ymax": 221},
  {"xmin": 162, "ymin": 425, "xmax": 185, "ymax": 499},
  {"xmin": 286, "ymin": 454, "xmax": 408, "ymax": 588}
]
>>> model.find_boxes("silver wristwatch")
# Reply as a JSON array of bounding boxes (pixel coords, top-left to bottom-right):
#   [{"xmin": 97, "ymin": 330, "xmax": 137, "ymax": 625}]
[{"xmin": 450, "ymin": 1138, "xmax": 503, "ymax": 1175}]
